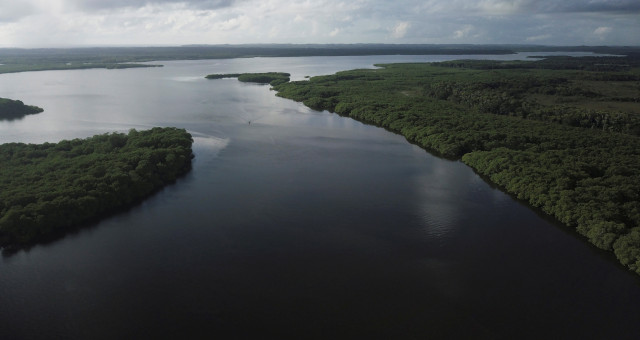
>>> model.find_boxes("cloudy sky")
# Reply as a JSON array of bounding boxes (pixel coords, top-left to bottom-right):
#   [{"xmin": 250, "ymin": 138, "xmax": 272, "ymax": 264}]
[{"xmin": 0, "ymin": 0, "xmax": 638, "ymax": 47}]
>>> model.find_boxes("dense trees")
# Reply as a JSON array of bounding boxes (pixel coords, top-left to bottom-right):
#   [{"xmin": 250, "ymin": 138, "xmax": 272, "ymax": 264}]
[
  {"xmin": 206, "ymin": 72, "xmax": 290, "ymax": 86},
  {"xmin": 421, "ymin": 57, "xmax": 640, "ymax": 135},
  {"xmin": 0, "ymin": 127, "xmax": 194, "ymax": 246},
  {"xmin": 271, "ymin": 60, "xmax": 640, "ymax": 275},
  {"xmin": 0, "ymin": 97, "xmax": 43, "ymax": 120}
]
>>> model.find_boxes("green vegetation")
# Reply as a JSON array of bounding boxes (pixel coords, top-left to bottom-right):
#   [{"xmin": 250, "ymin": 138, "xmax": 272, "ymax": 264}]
[
  {"xmin": 206, "ymin": 72, "xmax": 290, "ymax": 86},
  {"xmin": 0, "ymin": 127, "xmax": 194, "ymax": 247},
  {"xmin": 270, "ymin": 56, "xmax": 640, "ymax": 275},
  {"xmin": 0, "ymin": 97, "xmax": 43, "ymax": 120},
  {"xmin": 205, "ymin": 73, "xmax": 242, "ymax": 79},
  {"xmin": 416, "ymin": 56, "xmax": 640, "ymax": 135}
]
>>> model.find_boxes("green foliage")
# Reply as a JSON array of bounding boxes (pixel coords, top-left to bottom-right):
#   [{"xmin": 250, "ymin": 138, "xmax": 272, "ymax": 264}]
[
  {"xmin": 272, "ymin": 61, "xmax": 640, "ymax": 276},
  {"xmin": 0, "ymin": 97, "xmax": 43, "ymax": 120},
  {"xmin": 237, "ymin": 72, "xmax": 290, "ymax": 85},
  {"xmin": 206, "ymin": 72, "xmax": 290, "ymax": 86},
  {"xmin": 439, "ymin": 55, "xmax": 640, "ymax": 72},
  {"xmin": 0, "ymin": 127, "xmax": 194, "ymax": 246},
  {"xmin": 205, "ymin": 73, "xmax": 242, "ymax": 79}
]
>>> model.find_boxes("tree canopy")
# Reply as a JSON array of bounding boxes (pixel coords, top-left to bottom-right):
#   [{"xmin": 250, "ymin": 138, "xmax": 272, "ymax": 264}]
[
  {"xmin": 206, "ymin": 72, "xmax": 290, "ymax": 86},
  {"xmin": 0, "ymin": 127, "xmax": 194, "ymax": 247},
  {"xmin": 0, "ymin": 97, "xmax": 43, "ymax": 121}
]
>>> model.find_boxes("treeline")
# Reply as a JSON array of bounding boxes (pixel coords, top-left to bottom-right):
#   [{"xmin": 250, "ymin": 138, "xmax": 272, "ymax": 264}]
[
  {"xmin": 272, "ymin": 62, "xmax": 640, "ymax": 275},
  {"xmin": 440, "ymin": 54, "xmax": 640, "ymax": 72},
  {"xmin": 206, "ymin": 72, "xmax": 290, "ymax": 86},
  {"xmin": 2, "ymin": 45, "xmax": 639, "ymax": 75},
  {"xmin": 0, "ymin": 97, "xmax": 43, "ymax": 120},
  {"xmin": 0, "ymin": 127, "xmax": 194, "ymax": 246}
]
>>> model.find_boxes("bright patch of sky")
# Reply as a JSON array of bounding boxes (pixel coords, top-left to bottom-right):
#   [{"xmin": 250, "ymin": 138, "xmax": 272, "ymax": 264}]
[{"xmin": 0, "ymin": 0, "xmax": 638, "ymax": 47}]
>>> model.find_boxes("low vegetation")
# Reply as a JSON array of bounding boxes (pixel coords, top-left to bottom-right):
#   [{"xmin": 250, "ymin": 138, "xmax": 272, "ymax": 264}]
[
  {"xmin": 0, "ymin": 127, "xmax": 194, "ymax": 247},
  {"xmin": 269, "ymin": 55, "xmax": 640, "ymax": 275},
  {"xmin": 0, "ymin": 62, "xmax": 160, "ymax": 75}
]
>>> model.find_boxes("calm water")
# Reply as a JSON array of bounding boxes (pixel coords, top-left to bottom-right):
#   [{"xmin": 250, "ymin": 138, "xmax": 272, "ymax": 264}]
[{"xmin": 1, "ymin": 54, "xmax": 639, "ymax": 339}]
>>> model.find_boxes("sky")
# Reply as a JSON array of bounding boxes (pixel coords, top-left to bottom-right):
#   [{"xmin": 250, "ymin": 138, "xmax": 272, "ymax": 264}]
[{"xmin": 0, "ymin": 0, "xmax": 638, "ymax": 47}]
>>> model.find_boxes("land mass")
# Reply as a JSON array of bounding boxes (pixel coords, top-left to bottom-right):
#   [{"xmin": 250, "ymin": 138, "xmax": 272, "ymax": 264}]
[
  {"xmin": 206, "ymin": 72, "xmax": 290, "ymax": 86},
  {"xmin": 253, "ymin": 54, "xmax": 640, "ymax": 275},
  {"xmin": 1, "ymin": 44, "xmax": 637, "ymax": 75},
  {"xmin": 0, "ymin": 97, "xmax": 44, "ymax": 120},
  {"xmin": 0, "ymin": 127, "xmax": 194, "ymax": 248}
]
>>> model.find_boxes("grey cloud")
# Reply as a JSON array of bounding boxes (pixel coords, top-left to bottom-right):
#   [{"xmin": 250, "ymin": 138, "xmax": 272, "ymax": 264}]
[
  {"xmin": 524, "ymin": 0, "xmax": 640, "ymax": 14},
  {"xmin": 0, "ymin": 1, "xmax": 36, "ymax": 22},
  {"xmin": 433, "ymin": 0, "xmax": 640, "ymax": 15},
  {"xmin": 73, "ymin": 0, "xmax": 239, "ymax": 11}
]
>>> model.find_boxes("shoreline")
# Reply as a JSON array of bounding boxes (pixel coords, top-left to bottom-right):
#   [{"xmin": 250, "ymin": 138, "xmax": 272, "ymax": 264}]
[{"xmin": 267, "ymin": 59, "xmax": 640, "ymax": 276}]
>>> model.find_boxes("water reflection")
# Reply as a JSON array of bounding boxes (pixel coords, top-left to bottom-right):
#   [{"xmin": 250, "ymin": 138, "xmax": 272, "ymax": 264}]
[
  {"xmin": 0, "ymin": 114, "xmax": 29, "ymax": 122},
  {"xmin": 414, "ymin": 160, "xmax": 472, "ymax": 243},
  {"xmin": 192, "ymin": 135, "xmax": 230, "ymax": 156}
]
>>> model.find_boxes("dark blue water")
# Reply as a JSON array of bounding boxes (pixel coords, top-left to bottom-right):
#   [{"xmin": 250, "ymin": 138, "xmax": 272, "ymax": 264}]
[{"xmin": 1, "ymin": 54, "xmax": 639, "ymax": 339}]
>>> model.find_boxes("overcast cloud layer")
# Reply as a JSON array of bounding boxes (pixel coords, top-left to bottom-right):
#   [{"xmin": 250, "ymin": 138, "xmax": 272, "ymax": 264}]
[{"xmin": 0, "ymin": 0, "xmax": 638, "ymax": 47}]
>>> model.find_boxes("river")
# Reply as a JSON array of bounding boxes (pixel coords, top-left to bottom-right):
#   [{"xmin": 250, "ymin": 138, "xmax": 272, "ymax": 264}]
[{"xmin": 1, "ymin": 53, "xmax": 639, "ymax": 339}]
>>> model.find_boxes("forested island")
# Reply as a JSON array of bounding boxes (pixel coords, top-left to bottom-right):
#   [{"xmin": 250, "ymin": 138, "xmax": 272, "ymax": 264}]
[
  {"xmin": 248, "ymin": 55, "xmax": 640, "ymax": 275},
  {"xmin": 206, "ymin": 72, "xmax": 290, "ymax": 85},
  {"xmin": 0, "ymin": 127, "xmax": 194, "ymax": 248},
  {"xmin": 0, "ymin": 97, "xmax": 44, "ymax": 120}
]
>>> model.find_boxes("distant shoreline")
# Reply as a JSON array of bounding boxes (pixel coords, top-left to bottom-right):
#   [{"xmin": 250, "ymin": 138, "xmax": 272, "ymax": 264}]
[{"xmin": 1, "ymin": 44, "xmax": 637, "ymax": 75}]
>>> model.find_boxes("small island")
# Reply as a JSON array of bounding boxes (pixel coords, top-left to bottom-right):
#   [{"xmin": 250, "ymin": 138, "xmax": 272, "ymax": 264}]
[
  {"xmin": 206, "ymin": 72, "xmax": 290, "ymax": 86},
  {"xmin": 0, "ymin": 127, "xmax": 194, "ymax": 248},
  {"xmin": 270, "ymin": 55, "xmax": 640, "ymax": 276},
  {"xmin": 0, "ymin": 97, "xmax": 44, "ymax": 120}
]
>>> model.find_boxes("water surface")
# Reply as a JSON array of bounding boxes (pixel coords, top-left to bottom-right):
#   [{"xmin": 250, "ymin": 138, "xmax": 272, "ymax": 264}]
[{"xmin": 1, "ymin": 54, "xmax": 639, "ymax": 339}]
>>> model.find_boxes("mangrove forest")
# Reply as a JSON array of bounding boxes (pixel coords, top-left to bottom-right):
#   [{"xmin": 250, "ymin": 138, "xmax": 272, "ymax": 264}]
[
  {"xmin": 0, "ymin": 127, "xmax": 194, "ymax": 247},
  {"xmin": 0, "ymin": 97, "xmax": 43, "ymax": 120}
]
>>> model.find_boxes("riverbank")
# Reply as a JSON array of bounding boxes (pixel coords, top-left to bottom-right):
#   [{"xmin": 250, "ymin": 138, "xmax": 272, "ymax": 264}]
[
  {"xmin": 0, "ymin": 127, "xmax": 194, "ymax": 248},
  {"xmin": 267, "ymin": 57, "xmax": 640, "ymax": 275}
]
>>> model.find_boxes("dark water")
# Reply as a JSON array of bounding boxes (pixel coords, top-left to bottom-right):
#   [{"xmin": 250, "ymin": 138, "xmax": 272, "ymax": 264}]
[{"xmin": 1, "ymin": 54, "xmax": 639, "ymax": 339}]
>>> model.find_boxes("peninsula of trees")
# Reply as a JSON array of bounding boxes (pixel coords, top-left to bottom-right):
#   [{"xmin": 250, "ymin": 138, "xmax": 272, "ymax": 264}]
[
  {"xmin": 267, "ymin": 55, "xmax": 640, "ymax": 275},
  {"xmin": 0, "ymin": 97, "xmax": 44, "ymax": 120},
  {"xmin": 206, "ymin": 72, "xmax": 290, "ymax": 86},
  {"xmin": 0, "ymin": 127, "xmax": 194, "ymax": 247}
]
